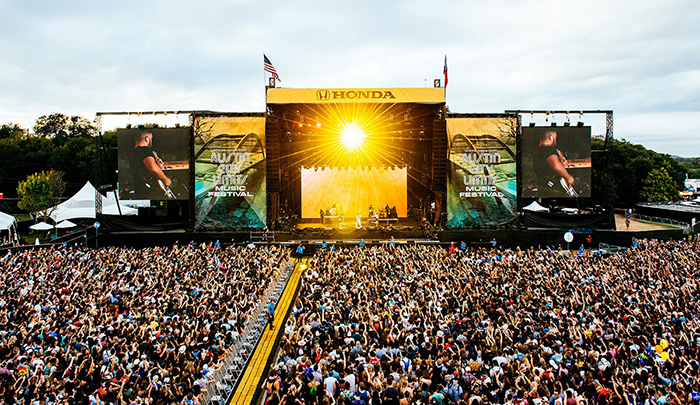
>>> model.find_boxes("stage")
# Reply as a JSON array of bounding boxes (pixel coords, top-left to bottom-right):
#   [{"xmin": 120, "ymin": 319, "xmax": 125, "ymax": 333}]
[{"xmin": 284, "ymin": 217, "xmax": 426, "ymax": 241}]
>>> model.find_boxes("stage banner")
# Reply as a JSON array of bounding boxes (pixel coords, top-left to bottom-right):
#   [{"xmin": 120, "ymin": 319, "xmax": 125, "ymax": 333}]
[
  {"xmin": 117, "ymin": 128, "xmax": 190, "ymax": 201},
  {"xmin": 521, "ymin": 126, "xmax": 591, "ymax": 199},
  {"xmin": 267, "ymin": 88, "xmax": 445, "ymax": 104},
  {"xmin": 194, "ymin": 116, "xmax": 266, "ymax": 229},
  {"xmin": 447, "ymin": 117, "xmax": 517, "ymax": 228}
]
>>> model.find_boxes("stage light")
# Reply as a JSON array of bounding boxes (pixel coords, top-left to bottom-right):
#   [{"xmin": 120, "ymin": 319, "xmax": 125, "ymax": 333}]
[
  {"xmin": 529, "ymin": 122, "xmax": 535, "ymax": 127},
  {"xmin": 564, "ymin": 122, "xmax": 571, "ymax": 127},
  {"xmin": 316, "ymin": 123, "xmax": 322, "ymax": 128},
  {"xmin": 577, "ymin": 121, "xmax": 584, "ymax": 127},
  {"xmin": 298, "ymin": 123, "xmax": 303, "ymax": 128},
  {"xmin": 339, "ymin": 123, "xmax": 366, "ymax": 151},
  {"xmin": 551, "ymin": 122, "xmax": 557, "ymax": 127}
]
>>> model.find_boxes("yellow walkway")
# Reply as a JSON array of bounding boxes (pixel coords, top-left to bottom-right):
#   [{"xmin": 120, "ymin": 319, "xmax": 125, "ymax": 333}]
[{"xmin": 227, "ymin": 259, "xmax": 307, "ymax": 405}]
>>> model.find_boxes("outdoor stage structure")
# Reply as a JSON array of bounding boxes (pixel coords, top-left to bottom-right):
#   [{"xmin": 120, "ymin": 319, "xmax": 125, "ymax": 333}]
[{"xmin": 95, "ymin": 87, "xmax": 615, "ymax": 238}]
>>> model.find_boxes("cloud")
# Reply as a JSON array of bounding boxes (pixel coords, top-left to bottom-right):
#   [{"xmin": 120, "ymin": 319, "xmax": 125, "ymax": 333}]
[{"xmin": 0, "ymin": 0, "xmax": 698, "ymax": 156}]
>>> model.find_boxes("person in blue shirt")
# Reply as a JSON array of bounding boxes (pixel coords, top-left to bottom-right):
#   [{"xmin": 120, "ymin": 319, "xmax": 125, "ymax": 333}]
[
  {"xmin": 267, "ymin": 300, "xmax": 275, "ymax": 330},
  {"xmin": 359, "ymin": 238, "xmax": 365, "ymax": 247},
  {"xmin": 460, "ymin": 241, "xmax": 467, "ymax": 251},
  {"xmin": 296, "ymin": 243, "xmax": 304, "ymax": 262}
]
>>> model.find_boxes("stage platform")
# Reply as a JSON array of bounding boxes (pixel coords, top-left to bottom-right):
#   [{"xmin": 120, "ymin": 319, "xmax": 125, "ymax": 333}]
[{"xmin": 285, "ymin": 217, "xmax": 425, "ymax": 241}]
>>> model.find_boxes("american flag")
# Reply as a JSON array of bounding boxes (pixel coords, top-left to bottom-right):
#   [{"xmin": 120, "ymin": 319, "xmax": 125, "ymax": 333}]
[
  {"xmin": 443, "ymin": 55, "xmax": 448, "ymax": 88},
  {"xmin": 264, "ymin": 54, "xmax": 281, "ymax": 82}
]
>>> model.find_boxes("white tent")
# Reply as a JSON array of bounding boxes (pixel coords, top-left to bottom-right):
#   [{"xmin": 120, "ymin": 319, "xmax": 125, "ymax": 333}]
[
  {"xmin": 29, "ymin": 222, "xmax": 54, "ymax": 231},
  {"xmin": 49, "ymin": 182, "xmax": 139, "ymax": 222},
  {"xmin": 0, "ymin": 211, "xmax": 15, "ymax": 231},
  {"xmin": 523, "ymin": 201, "xmax": 549, "ymax": 212},
  {"xmin": 56, "ymin": 220, "xmax": 77, "ymax": 229}
]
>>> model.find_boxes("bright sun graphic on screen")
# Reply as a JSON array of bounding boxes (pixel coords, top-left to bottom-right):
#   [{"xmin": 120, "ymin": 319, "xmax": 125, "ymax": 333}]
[{"xmin": 339, "ymin": 123, "xmax": 366, "ymax": 151}]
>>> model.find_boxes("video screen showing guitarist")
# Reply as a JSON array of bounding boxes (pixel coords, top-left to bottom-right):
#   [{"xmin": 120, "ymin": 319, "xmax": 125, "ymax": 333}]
[
  {"xmin": 522, "ymin": 126, "xmax": 591, "ymax": 198},
  {"xmin": 118, "ymin": 128, "xmax": 190, "ymax": 200},
  {"xmin": 129, "ymin": 132, "xmax": 175, "ymax": 198}
]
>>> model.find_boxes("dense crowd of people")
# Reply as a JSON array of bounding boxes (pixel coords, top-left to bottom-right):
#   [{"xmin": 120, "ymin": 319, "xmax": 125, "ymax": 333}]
[
  {"xmin": 0, "ymin": 243, "xmax": 290, "ymax": 404},
  {"xmin": 266, "ymin": 239, "xmax": 700, "ymax": 405}
]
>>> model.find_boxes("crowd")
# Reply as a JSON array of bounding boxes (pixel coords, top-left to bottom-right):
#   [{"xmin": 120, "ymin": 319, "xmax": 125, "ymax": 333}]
[
  {"xmin": 266, "ymin": 239, "xmax": 700, "ymax": 405},
  {"xmin": 0, "ymin": 243, "xmax": 290, "ymax": 404}
]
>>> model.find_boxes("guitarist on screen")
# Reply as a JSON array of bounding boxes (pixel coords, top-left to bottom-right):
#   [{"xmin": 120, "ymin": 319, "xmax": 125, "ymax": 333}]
[
  {"xmin": 536, "ymin": 129, "xmax": 578, "ymax": 197},
  {"xmin": 130, "ymin": 131, "xmax": 174, "ymax": 199}
]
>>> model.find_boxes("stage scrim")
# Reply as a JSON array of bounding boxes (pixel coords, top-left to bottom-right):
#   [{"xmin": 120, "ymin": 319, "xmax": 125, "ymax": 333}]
[
  {"xmin": 194, "ymin": 116, "xmax": 266, "ymax": 229},
  {"xmin": 447, "ymin": 117, "xmax": 517, "ymax": 228},
  {"xmin": 301, "ymin": 167, "xmax": 407, "ymax": 219}
]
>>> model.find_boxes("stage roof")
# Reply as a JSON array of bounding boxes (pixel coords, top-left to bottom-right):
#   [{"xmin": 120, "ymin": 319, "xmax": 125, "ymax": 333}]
[{"xmin": 267, "ymin": 88, "xmax": 445, "ymax": 105}]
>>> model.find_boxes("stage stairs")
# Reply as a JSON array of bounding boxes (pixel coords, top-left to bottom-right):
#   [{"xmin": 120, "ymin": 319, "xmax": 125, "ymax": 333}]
[{"xmin": 250, "ymin": 229, "xmax": 274, "ymax": 242}]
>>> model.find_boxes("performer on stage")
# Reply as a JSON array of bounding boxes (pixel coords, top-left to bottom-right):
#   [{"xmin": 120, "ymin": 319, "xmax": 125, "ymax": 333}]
[{"xmin": 355, "ymin": 214, "xmax": 362, "ymax": 229}]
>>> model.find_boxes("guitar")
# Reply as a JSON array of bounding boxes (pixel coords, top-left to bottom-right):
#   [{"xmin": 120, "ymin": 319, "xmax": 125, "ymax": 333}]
[
  {"xmin": 556, "ymin": 149, "xmax": 579, "ymax": 197},
  {"xmin": 153, "ymin": 151, "xmax": 177, "ymax": 199}
]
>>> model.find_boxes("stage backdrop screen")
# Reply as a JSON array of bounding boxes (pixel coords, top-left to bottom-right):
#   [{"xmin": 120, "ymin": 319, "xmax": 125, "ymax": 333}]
[
  {"xmin": 521, "ymin": 126, "xmax": 591, "ymax": 198},
  {"xmin": 117, "ymin": 128, "xmax": 190, "ymax": 200},
  {"xmin": 301, "ymin": 167, "xmax": 407, "ymax": 219},
  {"xmin": 447, "ymin": 117, "xmax": 517, "ymax": 228},
  {"xmin": 194, "ymin": 116, "xmax": 266, "ymax": 229}
]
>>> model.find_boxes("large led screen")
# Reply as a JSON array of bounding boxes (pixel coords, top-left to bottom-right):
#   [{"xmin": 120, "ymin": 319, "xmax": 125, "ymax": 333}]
[
  {"xmin": 194, "ymin": 116, "xmax": 266, "ymax": 229},
  {"xmin": 521, "ymin": 126, "xmax": 591, "ymax": 198},
  {"xmin": 447, "ymin": 117, "xmax": 517, "ymax": 228},
  {"xmin": 301, "ymin": 167, "xmax": 407, "ymax": 219},
  {"xmin": 117, "ymin": 128, "xmax": 190, "ymax": 200}
]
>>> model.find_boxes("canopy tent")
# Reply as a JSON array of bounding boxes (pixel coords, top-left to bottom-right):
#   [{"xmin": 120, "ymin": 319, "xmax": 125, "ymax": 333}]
[
  {"xmin": 49, "ymin": 182, "xmax": 139, "ymax": 222},
  {"xmin": 56, "ymin": 220, "xmax": 77, "ymax": 229},
  {"xmin": 523, "ymin": 201, "xmax": 549, "ymax": 212},
  {"xmin": 0, "ymin": 211, "xmax": 15, "ymax": 231},
  {"xmin": 29, "ymin": 222, "xmax": 54, "ymax": 231}
]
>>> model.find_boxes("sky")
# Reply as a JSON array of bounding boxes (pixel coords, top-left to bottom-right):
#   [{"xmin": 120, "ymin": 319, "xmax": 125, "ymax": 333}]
[{"xmin": 1, "ymin": 0, "xmax": 698, "ymax": 156}]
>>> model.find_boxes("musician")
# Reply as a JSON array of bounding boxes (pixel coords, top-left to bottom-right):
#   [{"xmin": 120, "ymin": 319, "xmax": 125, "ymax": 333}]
[
  {"xmin": 536, "ymin": 129, "xmax": 574, "ymax": 193},
  {"xmin": 129, "ymin": 132, "xmax": 172, "ymax": 197}
]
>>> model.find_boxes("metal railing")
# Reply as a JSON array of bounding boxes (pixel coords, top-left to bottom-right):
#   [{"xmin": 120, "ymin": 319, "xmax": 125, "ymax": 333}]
[
  {"xmin": 598, "ymin": 242, "xmax": 628, "ymax": 254},
  {"xmin": 201, "ymin": 259, "xmax": 294, "ymax": 405},
  {"xmin": 632, "ymin": 214, "xmax": 690, "ymax": 234}
]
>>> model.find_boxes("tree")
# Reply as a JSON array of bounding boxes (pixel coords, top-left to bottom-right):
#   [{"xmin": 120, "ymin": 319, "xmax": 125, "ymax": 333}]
[
  {"xmin": 0, "ymin": 123, "xmax": 25, "ymax": 140},
  {"xmin": 34, "ymin": 113, "xmax": 95, "ymax": 143},
  {"xmin": 640, "ymin": 167, "xmax": 679, "ymax": 202},
  {"xmin": 16, "ymin": 170, "xmax": 66, "ymax": 221}
]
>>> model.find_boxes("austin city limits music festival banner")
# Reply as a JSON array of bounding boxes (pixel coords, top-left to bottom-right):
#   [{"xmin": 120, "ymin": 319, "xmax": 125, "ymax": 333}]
[
  {"xmin": 194, "ymin": 116, "xmax": 266, "ymax": 229},
  {"xmin": 446, "ymin": 117, "xmax": 517, "ymax": 228}
]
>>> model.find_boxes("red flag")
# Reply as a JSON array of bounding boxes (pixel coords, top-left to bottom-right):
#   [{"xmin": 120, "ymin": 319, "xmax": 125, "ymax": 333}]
[{"xmin": 443, "ymin": 55, "xmax": 448, "ymax": 88}]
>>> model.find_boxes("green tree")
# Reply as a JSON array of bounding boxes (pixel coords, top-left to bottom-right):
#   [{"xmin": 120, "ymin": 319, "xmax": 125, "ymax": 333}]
[
  {"xmin": 0, "ymin": 123, "xmax": 25, "ymax": 140},
  {"xmin": 640, "ymin": 167, "xmax": 679, "ymax": 202},
  {"xmin": 16, "ymin": 170, "xmax": 66, "ymax": 220},
  {"xmin": 34, "ymin": 113, "xmax": 95, "ymax": 144}
]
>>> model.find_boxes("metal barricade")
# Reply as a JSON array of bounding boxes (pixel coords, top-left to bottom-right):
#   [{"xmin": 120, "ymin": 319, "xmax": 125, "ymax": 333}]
[{"xmin": 201, "ymin": 259, "xmax": 294, "ymax": 405}]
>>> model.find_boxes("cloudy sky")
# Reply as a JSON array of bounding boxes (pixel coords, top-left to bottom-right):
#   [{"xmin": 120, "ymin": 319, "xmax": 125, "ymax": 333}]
[{"xmin": 1, "ymin": 0, "xmax": 698, "ymax": 156}]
